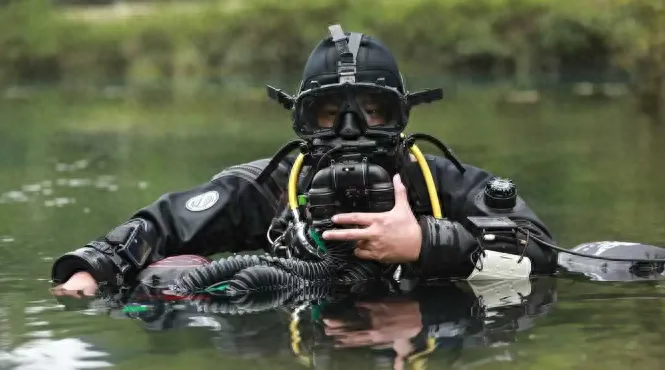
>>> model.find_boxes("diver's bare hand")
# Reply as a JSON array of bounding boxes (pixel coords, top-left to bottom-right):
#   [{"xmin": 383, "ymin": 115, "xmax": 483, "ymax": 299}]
[
  {"xmin": 50, "ymin": 271, "xmax": 98, "ymax": 298},
  {"xmin": 322, "ymin": 174, "xmax": 422, "ymax": 263}
]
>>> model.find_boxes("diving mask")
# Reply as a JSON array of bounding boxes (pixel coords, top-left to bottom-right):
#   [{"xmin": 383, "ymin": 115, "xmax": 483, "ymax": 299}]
[{"xmin": 293, "ymin": 82, "xmax": 408, "ymax": 140}]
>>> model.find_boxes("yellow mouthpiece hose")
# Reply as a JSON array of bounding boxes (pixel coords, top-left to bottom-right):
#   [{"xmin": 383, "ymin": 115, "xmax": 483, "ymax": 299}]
[
  {"xmin": 408, "ymin": 144, "xmax": 442, "ymax": 219},
  {"xmin": 288, "ymin": 153, "xmax": 306, "ymax": 212}
]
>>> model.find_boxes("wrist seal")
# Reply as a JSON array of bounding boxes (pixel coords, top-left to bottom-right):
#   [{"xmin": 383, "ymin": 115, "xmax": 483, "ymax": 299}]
[
  {"xmin": 415, "ymin": 216, "xmax": 477, "ymax": 278},
  {"xmin": 51, "ymin": 246, "xmax": 118, "ymax": 285},
  {"xmin": 51, "ymin": 219, "xmax": 156, "ymax": 287}
]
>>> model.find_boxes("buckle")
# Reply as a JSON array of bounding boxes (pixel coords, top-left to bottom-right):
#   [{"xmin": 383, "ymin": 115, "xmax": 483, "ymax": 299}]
[
  {"xmin": 100, "ymin": 219, "xmax": 153, "ymax": 272},
  {"xmin": 88, "ymin": 240, "xmax": 132, "ymax": 275},
  {"xmin": 338, "ymin": 64, "xmax": 356, "ymax": 84},
  {"xmin": 116, "ymin": 224, "xmax": 143, "ymax": 268}
]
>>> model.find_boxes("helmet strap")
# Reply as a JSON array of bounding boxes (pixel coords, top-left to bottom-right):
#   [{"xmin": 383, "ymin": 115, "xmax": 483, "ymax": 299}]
[{"xmin": 328, "ymin": 24, "xmax": 363, "ymax": 84}]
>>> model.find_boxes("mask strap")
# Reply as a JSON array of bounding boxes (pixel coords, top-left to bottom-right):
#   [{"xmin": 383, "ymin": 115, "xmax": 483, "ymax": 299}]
[
  {"xmin": 328, "ymin": 24, "xmax": 362, "ymax": 84},
  {"xmin": 347, "ymin": 33, "xmax": 362, "ymax": 61}
]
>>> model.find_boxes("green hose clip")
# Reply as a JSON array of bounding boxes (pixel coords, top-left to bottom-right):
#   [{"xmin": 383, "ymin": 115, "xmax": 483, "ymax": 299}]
[
  {"xmin": 308, "ymin": 228, "xmax": 327, "ymax": 253},
  {"xmin": 311, "ymin": 299, "xmax": 328, "ymax": 321},
  {"xmin": 205, "ymin": 282, "xmax": 230, "ymax": 293},
  {"xmin": 122, "ymin": 304, "xmax": 151, "ymax": 314},
  {"xmin": 298, "ymin": 195, "xmax": 308, "ymax": 206}
]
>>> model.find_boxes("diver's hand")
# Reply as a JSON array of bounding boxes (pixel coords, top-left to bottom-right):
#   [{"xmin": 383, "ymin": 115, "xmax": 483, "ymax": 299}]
[
  {"xmin": 322, "ymin": 174, "xmax": 422, "ymax": 263},
  {"xmin": 50, "ymin": 271, "xmax": 98, "ymax": 298}
]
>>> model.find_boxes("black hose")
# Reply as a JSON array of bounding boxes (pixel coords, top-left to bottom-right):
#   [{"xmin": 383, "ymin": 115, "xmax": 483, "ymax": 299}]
[
  {"xmin": 256, "ymin": 139, "xmax": 307, "ymax": 184},
  {"xmin": 176, "ymin": 254, "xmax": 270, "ymax": 292},
  {"xmin": 263, "ymin": 255, "xmax": 340, "ymax": 279},
  {"xmin": 406, "ymin": 133, "xmax": 465, "ymax": 174},
  {"xmin": 175, "ymin": 249, "xmax": 352, "ymax": 293},
  {"xmin": 226, "ymin": 265, "xmax": 305, "ymax": 294}
]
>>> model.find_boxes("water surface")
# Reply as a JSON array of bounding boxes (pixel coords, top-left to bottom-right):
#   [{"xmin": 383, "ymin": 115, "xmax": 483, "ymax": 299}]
[{"xmin": 1, "ymin": 86, "xmax": 665, "ymax": 369}]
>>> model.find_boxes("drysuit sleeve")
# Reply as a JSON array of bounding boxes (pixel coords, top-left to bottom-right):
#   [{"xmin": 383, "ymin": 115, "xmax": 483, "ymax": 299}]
[
  {"xmin": 50, "ymin": 158, "xmax": 291, "ymax": 287},
  {"xmin": 412, "ymin": 155, "xmax": 558, "ymax": 278}
]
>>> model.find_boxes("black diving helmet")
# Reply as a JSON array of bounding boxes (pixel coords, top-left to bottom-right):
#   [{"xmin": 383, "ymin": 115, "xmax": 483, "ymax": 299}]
[{"xmin": 267, "ymin": 24, "xmax": 444, "ymax": 145}]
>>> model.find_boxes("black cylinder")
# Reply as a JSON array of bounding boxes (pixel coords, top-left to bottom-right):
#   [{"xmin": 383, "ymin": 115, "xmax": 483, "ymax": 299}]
[
  {"xmin": 483, "ymin": 177, "xmax": 517, "ymax": 210},
  {"xmin": 308, "ymin": 161, "xmax": 394, "ymax": 220}
]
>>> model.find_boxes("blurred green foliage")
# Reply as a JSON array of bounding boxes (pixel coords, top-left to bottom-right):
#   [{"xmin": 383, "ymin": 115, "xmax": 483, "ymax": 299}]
[{"xmin": 0, "ymin": 0, "xmax": 663, "ymax": 121}]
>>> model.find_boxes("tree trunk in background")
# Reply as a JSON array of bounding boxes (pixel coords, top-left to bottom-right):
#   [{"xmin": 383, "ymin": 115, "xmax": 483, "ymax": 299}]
[
  {"xmin": 656, "ymin": 72, "xmax": 665, "ymax": 125},
  {"xmin": 515, "ymin": 44, "xmax": 533, "ymax": 89},
  {"xmin": 637, "ymin": 45, "xmax": 665, "ymax": 125}
]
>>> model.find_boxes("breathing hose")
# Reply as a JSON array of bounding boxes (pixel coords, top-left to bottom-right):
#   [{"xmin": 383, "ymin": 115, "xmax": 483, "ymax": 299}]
[{"xmin": 175, "ymin": 252, "xmax": 347, "ymax": 294}]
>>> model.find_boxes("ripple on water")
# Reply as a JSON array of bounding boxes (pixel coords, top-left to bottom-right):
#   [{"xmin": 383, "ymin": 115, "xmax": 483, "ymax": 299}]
[
  {"xmin": 44, "ymin": 198, "xmax": 76, "ymax": 208},
  {"xmin": 67, "ymin": 179, "xmax": 92, "ymax": 188},
  {"xmin": 93, "ymin": 175, "xmax": 118, "ymax": 191},
  {"xmin": 0, "ymin": 191, "xmax": 29, "ymax": 204},
  {"xmin": 55, "ymin": 159, "xmax": 89, "ymax": 172},
  {"xmin": 21, "ymin": 184, "xmax": 41, "ymax": 193},
  {"xmin": 25, "ymin": 321, "xmax": 49, "ymax": 327},
  {"xmin": 0, "ymin": 236, "xmax": 14, "ymax": 243},
  {"xmin": 1, "ymin": 170, "xmax": 120, "ymax": 208},
  {"xmin": 0, "ymin": 338, "xmax": 113, "ymax": 369},
  {"xmin": 24, "ymin": 304, "xmax": 64, "ymax": 315},
  {"xmin": 0, "ymin": 276, "xmax": 22, "ymax": 284}
]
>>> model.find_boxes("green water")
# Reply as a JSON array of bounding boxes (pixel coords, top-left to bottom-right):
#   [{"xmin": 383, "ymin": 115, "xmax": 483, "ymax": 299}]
[{"xmin": 2, "ymin": 85, "xmax": 665, "ymax": 369}]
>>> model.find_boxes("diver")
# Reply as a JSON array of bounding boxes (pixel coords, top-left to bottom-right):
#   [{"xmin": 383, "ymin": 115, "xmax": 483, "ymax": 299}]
[{"xmin": 50, "ymin": 24, "xmax": 559, "ymax": 298}]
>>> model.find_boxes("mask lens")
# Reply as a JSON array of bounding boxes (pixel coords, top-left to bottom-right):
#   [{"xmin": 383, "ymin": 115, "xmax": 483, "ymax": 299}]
[
  {"xmin": 356, "ymin": 92, "xmax": 392, "ymax": 127},
  {"xmin": 354, "ymin": 86, "xmax": 402, "ymax": 130},
  {"xmin": 296, "ymin": 91, "xmax": 344, "ymax": 135},
  {"xmin": 314, "ymin": 99, "xmax": 342, "ymax": 129}
]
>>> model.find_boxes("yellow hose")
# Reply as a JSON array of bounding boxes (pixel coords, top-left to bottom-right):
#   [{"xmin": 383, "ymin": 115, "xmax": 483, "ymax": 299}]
[
  {"xmin": 289, "ymin": 307, "xmax": 312, "ymax": 366},
  {"xmin": 408, "ymin": 143, "xmax": 443, "ymax": 219},
  {"xmin": 288, "ymin": 153, "xmax": 306, "ymax": 211},
  {"xmin": 407, "ymin": 337, "xmax": 437, "ymax": 370}
]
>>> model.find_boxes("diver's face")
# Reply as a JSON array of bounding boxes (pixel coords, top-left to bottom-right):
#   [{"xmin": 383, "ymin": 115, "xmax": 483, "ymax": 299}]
[{"xmin": 315, "ymin": 94, "xmax": 387, "ymax": 128}]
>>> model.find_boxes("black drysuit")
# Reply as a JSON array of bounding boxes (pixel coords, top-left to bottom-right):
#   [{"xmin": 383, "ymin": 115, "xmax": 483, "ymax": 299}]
[{"xmin": 50, "ymin": 154, "xmax": 558, "ymax": 287}]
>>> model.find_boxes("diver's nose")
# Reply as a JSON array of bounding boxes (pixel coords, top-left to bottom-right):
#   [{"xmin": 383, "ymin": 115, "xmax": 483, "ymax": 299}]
[{"xmin": 337, "ymin": 112, "xmax": 362, "ymax": 139}]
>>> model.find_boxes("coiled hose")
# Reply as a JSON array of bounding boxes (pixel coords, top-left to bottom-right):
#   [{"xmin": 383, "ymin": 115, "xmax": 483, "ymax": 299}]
[{"xmin": 174, "ymin": 248, "xmax": 353, "ymax": 294}]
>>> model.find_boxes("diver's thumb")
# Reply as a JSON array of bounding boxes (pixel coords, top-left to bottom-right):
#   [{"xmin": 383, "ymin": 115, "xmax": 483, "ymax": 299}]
[{"xmin": 392, "ymin": 174, "xmax": 409, "ymax": 209}]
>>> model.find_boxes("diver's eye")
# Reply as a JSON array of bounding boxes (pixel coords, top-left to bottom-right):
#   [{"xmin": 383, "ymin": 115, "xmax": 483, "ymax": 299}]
[
  {"xmin": 359, "ymin": 101, "xmax": 387, "ymax": 126},
  {"xmin": 362, "ymin": 104, "xmax": 379, "ymax": 115},
  {"xmin": 321, "ymin": 104, "xmax": 339, "ymax": 117},
  {"xmin": 324, "ymin": 109, "xmax": 338, "ymax": 116},
  {"xmin": 316, "ymin": 103, "xmax": 339, "ymax": 128}
]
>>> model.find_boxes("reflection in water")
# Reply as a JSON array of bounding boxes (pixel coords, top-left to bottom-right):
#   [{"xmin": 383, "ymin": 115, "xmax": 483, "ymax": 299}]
[{"xmin": 54, "ymin": 277, "xmax": 557, "ymax": 370}]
